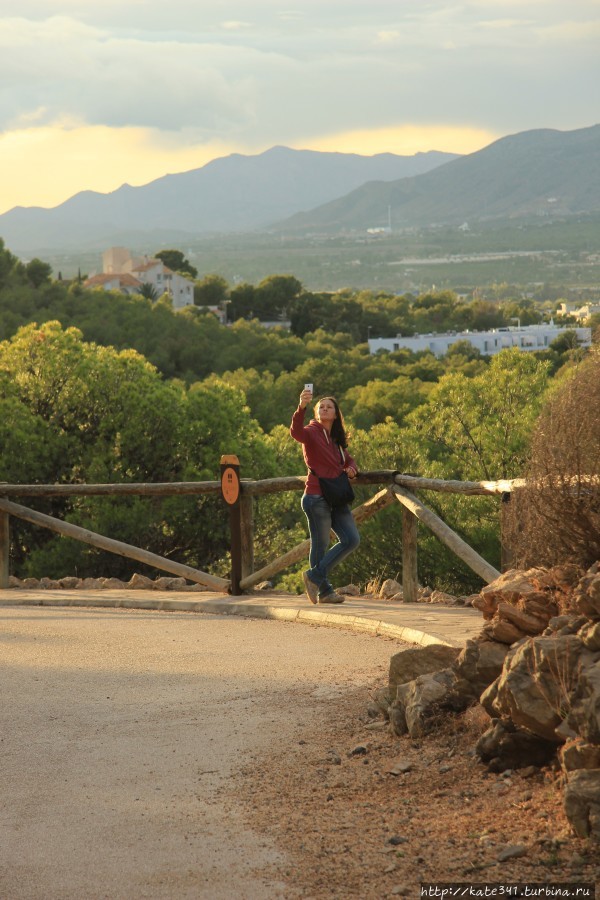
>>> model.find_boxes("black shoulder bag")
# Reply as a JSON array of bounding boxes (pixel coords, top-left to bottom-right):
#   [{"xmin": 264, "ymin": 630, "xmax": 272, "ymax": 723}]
[{"xmin": 310, "ymin": 445, "xmax": 355, "ymax": 509}]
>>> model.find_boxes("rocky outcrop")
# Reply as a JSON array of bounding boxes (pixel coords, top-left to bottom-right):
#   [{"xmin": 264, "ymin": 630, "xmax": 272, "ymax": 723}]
[
  {"xmin": 382, "ymin": 561, "xmax": 600, "ymax": 842},
  {"xmin": 480, "ymin": 634, "xmax": 586, "ymax": 742}
]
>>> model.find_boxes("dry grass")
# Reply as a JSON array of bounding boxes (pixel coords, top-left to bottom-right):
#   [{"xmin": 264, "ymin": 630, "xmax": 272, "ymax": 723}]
[{"xmin": 507, "ymin": 348, "xmax": 600, "ymax": 570}]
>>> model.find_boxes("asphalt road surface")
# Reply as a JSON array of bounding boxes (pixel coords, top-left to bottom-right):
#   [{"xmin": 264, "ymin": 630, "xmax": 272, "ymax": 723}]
[{"xmin": 0, "ymin": 606, "xmax": 395, "ymax": 899}]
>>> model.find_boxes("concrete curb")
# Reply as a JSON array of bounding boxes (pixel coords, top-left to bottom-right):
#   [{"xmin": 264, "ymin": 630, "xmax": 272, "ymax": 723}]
[{"xmin": 0, "ymin": 590, "xmax": 477, "ymax": 647}]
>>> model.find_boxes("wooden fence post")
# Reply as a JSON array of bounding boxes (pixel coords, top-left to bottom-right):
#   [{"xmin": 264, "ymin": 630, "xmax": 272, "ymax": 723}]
[
  {"xmin": 402, "ymin": 507, "xmax": 418, "ymax": 603},
  {"xmin": 0, "ymin": 509, "xmax": 9, "ymax": 588},
  {"xmin": 239, "ymin": 491, "xmax": 254, "ymax": 581},
  {"xmin": 500, "ymin": 492, "xmax": 515, "ymax": 572},
  {"xmin": 220, "ymin": 455, "xmax": 243, "ymax": 595}
]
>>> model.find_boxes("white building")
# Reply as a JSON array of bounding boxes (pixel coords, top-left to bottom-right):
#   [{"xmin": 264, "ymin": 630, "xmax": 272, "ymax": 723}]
[
  {"xmin": 368, "ymin": 324, "xmax": 592, "ymax": 358},
  {"xmin": 85, "ymin": 247, "xmax": 196, "ymax": 310},
  {"xmin": 556, "ymin": 301, "xmax": 600, "ymax": 322}
]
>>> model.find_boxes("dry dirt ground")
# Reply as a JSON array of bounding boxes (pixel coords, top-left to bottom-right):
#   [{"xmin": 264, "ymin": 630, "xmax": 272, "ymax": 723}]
[{"xmin": 232, "ymin": 686, "xmax": 599, "ymax": 899}]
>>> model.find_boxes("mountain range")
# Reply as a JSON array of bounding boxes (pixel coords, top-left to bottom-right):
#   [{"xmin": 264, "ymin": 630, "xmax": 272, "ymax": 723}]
[
  {"xmin": 1, "ymin": 124, "xmax": 599, "ymax": 258},
  {"xmin": 0, "ymin": 147, "xmax": 457, "ymax": 255},
  {"xmin": 281, "ymin": 124, "xmax": 600, "ymax": 233}
]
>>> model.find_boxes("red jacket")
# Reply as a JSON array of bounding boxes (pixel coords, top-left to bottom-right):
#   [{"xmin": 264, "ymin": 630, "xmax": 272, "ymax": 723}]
[{"xmin": 290, "ymin": 406, "xmax": 357, "ymax": 495}]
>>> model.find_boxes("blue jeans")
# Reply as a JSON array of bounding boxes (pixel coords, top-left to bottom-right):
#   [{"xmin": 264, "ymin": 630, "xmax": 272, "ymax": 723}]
[{"xmin": 301, "ymin": 494, "xmax": 360, "ymax": 597}]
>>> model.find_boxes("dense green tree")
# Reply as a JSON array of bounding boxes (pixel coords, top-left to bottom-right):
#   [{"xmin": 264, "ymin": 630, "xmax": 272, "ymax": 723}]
[
  {"xmin": 154, "ymin": 249, "xmax": 197, "ymax": 279},
  {"xmin": 24, "ymin": 258, "xmax": 53, "ymax": 289},
  {"xmin": 194, "ymin": 274, "xmax": 229, "ymax": 308}
]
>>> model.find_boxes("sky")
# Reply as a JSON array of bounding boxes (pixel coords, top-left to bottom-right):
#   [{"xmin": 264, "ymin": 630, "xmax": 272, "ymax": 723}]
[{"xmin": 0, "ymin": 0, "xmax": 598, "ymax": 215}]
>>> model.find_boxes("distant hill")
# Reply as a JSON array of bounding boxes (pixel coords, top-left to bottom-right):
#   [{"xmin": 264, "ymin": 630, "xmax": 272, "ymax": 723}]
[
  {"xmin": 278, "ymin": 125, "xmax": 600, "ymax": 233},
  {"xmin": 0, "ymin": 147, "xmax": 458, "ymax": 255}
]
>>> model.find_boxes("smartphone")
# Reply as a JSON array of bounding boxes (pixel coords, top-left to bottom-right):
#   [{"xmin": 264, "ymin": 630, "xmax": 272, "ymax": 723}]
[{"xmin": 304, "ymin": 383, "xmax": 313, "ymax": 393}]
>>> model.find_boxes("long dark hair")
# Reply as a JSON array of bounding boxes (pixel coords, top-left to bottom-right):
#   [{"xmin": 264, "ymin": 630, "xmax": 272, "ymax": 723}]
[{"xmin": 316, "ymin": 396, "xmax": 348, "ymax": 449}]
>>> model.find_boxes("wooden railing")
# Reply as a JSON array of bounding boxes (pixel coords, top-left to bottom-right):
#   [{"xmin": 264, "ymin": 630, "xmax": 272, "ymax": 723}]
[{"xmin": 0, "ymin": 468, "xmax": 519, "ymax": 596}]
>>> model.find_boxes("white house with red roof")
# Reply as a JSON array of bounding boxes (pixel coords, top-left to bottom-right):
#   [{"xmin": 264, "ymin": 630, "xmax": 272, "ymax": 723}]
[{"xmin": 84, "ymin": 247, "xmax": 195, "ymax": 310}]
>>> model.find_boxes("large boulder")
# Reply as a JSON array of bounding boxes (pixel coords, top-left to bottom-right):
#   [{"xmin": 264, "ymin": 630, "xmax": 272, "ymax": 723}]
[
  {"xmin": 563, "ymin": 769, "xmax": 600, "ymax": 839},
  {"xmin": 388, "ymin": 645, "xmax": 460, "ymax": 697},
  {"xmin": 453, "ymin": 639, "xmax": 510, "ymax": 700},
  {"xmin": 481, "ymin": 635, "xmax": 584, "ymax": 742}
]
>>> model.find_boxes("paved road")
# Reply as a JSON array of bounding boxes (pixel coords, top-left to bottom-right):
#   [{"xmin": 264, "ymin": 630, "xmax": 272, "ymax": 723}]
[
  {"xmin": 0, "ymin": 605, "xmax": 400, "ymax": 900},
  {"xmin": 1, "ymin": 587, "xmax": 483, "ymax": 648}
]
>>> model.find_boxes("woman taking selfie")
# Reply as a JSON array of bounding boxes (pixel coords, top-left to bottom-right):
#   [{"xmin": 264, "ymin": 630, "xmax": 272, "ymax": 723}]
[{"xmin": 290, "ymin": 387, "xmax": 360, "ymax": 604}]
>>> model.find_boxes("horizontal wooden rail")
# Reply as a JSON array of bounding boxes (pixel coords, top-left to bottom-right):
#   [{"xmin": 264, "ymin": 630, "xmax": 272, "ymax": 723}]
[
  {"xmin": 0, "ymin": 481, "xmax": 221, "ymax": 497},
  {"xmin": 0, "ymin": 497, "xmax": 230, "ymax": 592}
]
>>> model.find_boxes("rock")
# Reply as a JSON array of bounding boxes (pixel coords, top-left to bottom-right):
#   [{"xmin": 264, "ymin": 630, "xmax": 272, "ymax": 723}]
[
  {"xmin": 563, "ymin": 769, "xmax": 600, "ymax": 838},
  {"xmin": 560, "ymin": 739, "xmax": 600, "ymax": 772},
  {"xmin": 389, "ymin": 706, "xmax": 409, "ymax": 737},
  {"xmin": 475, "ymin": 719, "xmax": 557, "ymax": 772},
  {"xmin": 389, "ymin": 645, "xmax": 460, "ymax": 697},
  {"xmin": 566, "ymin": 658, "xmax": 600, "ymax": 743},
  {"xmin": 128, "ymin": 573, "xmax": 154, "ymax": 589},
  {"xmin": 418, "ymin": 586, "xmax": 432, "ymax": 600},
  {"xmin": 496, "ymin": 600, "xmax": 552, "ymax": 636},
  {"xmin": 8, "ymin": 575, "xmax": 21, "ymax": 588},
  {"xmin": 39, "ymin": 577, "xmax": 59, "ymax": 589},
  {"xmin": 580, "ymin": 621, "xmax": 600, "ymax": 651},
  {"xmin": 430, "ymin": 590, "xmax": 457, "ymax": 605},
  {"xmin": 480, "ymin": 620, "xmax": 528, "ymax": 645},
  {"xmin": 153, "ymin": 576, "xmax": 187, "ymax": 590},
  {"xmin": 380, "ymin": 578, "xmax": 402, "ymax": 599},
  {"xmin": 453, "ymin": 639, "xmax": 510, "ymax": 700},
  {"xmin": 387, "ymin": 835, "xmax": 408, "ymax": 845},
  {"xmin": 497, "ymin": 844, "xmax": 528, "ymax": 862},
  {"xmin": 473, "ymin": 568, "xmax": 548, "ymax": 620},
  {"xmin": 393, "ymin": 668, "xmax": 459, "ymax": 738},
  {"xmin": 348, "ymin": 745, "xmax": 368, "ymax": 757},
  {"xmin": 385, "ymin": 759, "xmax": 414, "ymax": 775},
  {"xmin": 364, "ymin": 721, "xmax": 389, "ymax": 732},
  {"xmin": 101, "ymin": 577, "xmax": 125, "ymax": 589},
  {"xmin": 573, "ymin": 565, "xmax": 600, "ymax": 620},
  {"xmin": 21, "ymin": 578, "xmax": 40, "ymax": 588},
  {"xmin": 482, "ymin": 635, "xmax": 584, "ymax": 741},
  {"xmin": 545, "ymin": 615, "xmax": 589, "ymax": 636},
  {"xmin": 58, "ymin": 576, "xmax": 80, "ymax": 589},
  {"xmin": 387, "ymin": 592, "xmax": 404, "ymax": 602},
  {"xmin": 338, "ymin": 583, "xmax": 361, "ymax": 596},
  {"xmin": 255, "ymin": 580, "xmax": 273, "ymax": 590},
  {"xmin": 79, "ymin": 577, "xmax": 104, "ymax": 589},
  {"xmin": 372, "ymin": 688, "xmax": 392, "ymax": 720}
]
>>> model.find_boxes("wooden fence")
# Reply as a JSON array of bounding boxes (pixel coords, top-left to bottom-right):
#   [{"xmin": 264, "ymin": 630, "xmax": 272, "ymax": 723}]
[{"xmin": 0, "ymin": 463, "xmax": 520, "ymax": 596}]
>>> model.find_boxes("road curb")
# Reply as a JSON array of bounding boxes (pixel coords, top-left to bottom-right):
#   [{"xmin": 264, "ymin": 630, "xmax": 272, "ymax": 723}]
[{"xmin": 0, "ymin": 591, "xmax": 464, "ymax": 647}]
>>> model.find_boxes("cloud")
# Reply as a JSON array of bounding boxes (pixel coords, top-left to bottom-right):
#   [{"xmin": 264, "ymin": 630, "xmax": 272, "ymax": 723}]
[
  {"xmin": 0, "ymin": 123, "xmax": 235, "ymax": 213},
  {"xmin": 0, "ymin": 1, "xmax": 598, "ymax": 211},
  {"xmin": 220, "ymin": 21, "xmax": 252, "ymax": 30},
  {"xmin": 302, "ymin": 124, "xmax": 499, "ymax": 157}
]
